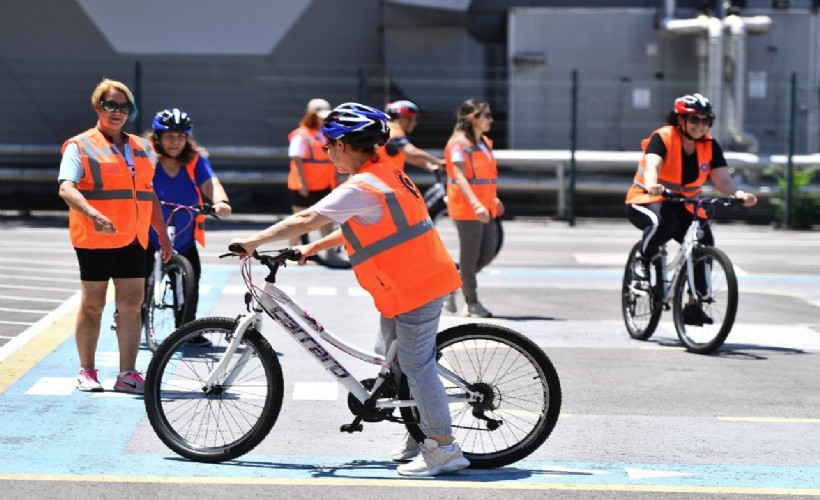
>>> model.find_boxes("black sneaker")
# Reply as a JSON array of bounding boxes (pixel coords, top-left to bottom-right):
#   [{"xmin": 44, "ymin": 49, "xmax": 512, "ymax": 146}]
[
  {"xmin": 682, "ymin": 304, "xmax": 713, "ymax": 326},
  {"xmin": 186, "ymin": 334, "xmax": 212, "ymax": 348}
]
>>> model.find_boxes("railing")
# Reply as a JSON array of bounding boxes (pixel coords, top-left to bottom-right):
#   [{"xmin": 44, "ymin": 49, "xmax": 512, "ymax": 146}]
[{"xmin": 3, "ymin": 144, "xmax": 817, "ymax": 218}]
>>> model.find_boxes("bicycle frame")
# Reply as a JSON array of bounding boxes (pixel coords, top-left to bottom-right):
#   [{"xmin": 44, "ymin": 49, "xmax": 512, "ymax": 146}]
[
  {"xmin": 202, "ymin": 256, "xmax": 483, "ymax": 409},
  {"xmin": 654, "ymin": 196, "xmax": 731, "ymax": 306}
]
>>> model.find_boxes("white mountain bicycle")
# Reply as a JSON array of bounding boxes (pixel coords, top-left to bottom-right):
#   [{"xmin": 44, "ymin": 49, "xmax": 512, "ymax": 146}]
[{"xmin": 143, "ymin": 246, "xmax": 561, "ymax": 467}]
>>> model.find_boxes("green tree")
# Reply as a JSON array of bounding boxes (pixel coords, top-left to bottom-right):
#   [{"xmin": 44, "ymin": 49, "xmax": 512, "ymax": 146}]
[{"xmin": 764, "ymin": 165, "xmax": 818, "ymax": 229}]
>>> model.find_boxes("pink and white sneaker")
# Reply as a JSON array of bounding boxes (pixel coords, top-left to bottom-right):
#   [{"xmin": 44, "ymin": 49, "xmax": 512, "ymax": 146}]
[
  {"xmin": 76, "ymin": 368, "xmax": 103, "ymax": 392},
  {"xmin": 114, "ymin": 370, "xmax": 145, "ymax": 394}
]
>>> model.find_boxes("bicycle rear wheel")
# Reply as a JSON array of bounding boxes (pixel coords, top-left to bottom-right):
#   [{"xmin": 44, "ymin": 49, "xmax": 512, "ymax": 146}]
[
  {"xmin": 398, "ymin": 323, "xmax": 561, "ymax": 469},
  {"xmin": 144, "ymin": 317, "xmax": 284, "ymax": 463},
  {"xmin": 144, "ymin": 254, "xmax": 197, "ymax": 352},
  {"xmin": 429, "ymin": 204, "xmax": 504, "ymax": 264},
  {"xmin": 672, "ymin": 246, "xmax": 738, "ymax": 354},
  {"xmin": 621, "ymin": 242, "xmax": 662, "ymax": 340}
]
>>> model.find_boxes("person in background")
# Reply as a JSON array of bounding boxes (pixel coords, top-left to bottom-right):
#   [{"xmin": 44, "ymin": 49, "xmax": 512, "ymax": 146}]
[
  {"xmin": 229, "ymin": 103, "xmax": 469, "ymax": 477},
  {"xmin": 286, "ymin": 98, "xmax": 335, "ymax": 246},
  {"xmin": 379, "ymin": 100, "xmax": 443, "ymax": 173},
  {"xmin": 58, "ymin": 78, "xmax": 172, "ymax": 394},
  {"xmin": 147, "ymin": 108, "xmax": 232, "ymax": 346},
  {"xmin": 625, "ymin": 93, "xmax": 757, "ymax": 325},
  {"xmin": 443, "ymin": 99, "xmax": 504, "ymax": 318}
]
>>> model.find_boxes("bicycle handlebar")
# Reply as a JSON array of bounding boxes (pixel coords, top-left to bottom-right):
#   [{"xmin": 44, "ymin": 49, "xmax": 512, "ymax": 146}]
[
  {"xmin": 661, "ymin": 189, "xmax": 744, "ymax": 208},
  {"xmin": 161, "ymin": 201, "xmax": 220, "ymax": 220}
]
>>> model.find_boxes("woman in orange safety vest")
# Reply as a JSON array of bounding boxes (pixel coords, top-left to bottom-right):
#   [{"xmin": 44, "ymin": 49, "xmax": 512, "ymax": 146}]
[
  {"xmin": 58, "ymin": 78, "xmax": 172, "ymax": 395},
  {"xmin": 625, "ymin": 93, "xmax": 757, "ymax": 325},
  {"xmin": 286, "ymin": 98, "xmax": 336, "ymax": 246},
  {"xmin": 230, "ymin": 103, "xmax": 469, "ymax": 478},
  {"xmin": 443, "ymin": 98, "xmax": 505, "ymax": 319}
]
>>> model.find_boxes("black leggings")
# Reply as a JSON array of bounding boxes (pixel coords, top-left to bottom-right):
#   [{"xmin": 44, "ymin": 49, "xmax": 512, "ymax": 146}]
[
  {"xmin": 625, "ymin": 201, "xmax": 714, "ymax": 259},
  {"xmin": 626, "ymin": 201, "xmax": 714, "ymax": 297}
]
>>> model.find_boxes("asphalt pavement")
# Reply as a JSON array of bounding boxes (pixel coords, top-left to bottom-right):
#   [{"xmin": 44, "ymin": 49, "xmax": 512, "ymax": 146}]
[{"xmin": 1, "ymin": 214, "xmax": 819, "ymax": 499}]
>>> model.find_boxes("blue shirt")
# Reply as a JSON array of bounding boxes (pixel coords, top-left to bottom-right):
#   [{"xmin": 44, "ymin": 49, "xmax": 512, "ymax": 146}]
[{"xmin": 149, "ymin": 155, "xmax": 216, "ymax": 253}]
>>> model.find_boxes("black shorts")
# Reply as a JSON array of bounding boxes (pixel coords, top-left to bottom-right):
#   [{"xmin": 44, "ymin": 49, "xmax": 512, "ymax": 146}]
[
  {"xmin": 290, "ymin": 188, "xmax": 332, "ymax": 208},
  {"xmin": 75, "ymin": 244, "xmax": 148, "ymax": 281}
]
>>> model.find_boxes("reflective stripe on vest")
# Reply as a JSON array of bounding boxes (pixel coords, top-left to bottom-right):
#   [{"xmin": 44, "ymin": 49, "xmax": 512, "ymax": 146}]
[
  {"xmin": 625, "ymin": 125, "xmax": 712, "ymax": 212},
  {"xmin": 445, "ymin": 136, "xmax": 498, "ymax": 220},
  {"xmin": 184, "ymin": 154, "xmax": 206, "ymax": 247},
  {"xmin": 65, "ymin": 128, "xmax": 155, "ymax": 249},
  {"xmin": 341, "ymin": 173, "xmax": 435, "ymax": 266},
  {"xmin": 287, "ymin": 126, "xmax": 335, "ymax": 191},
  {"xmin": 340, "ymin": 162, "xmax": 461, "ymax": 318}
]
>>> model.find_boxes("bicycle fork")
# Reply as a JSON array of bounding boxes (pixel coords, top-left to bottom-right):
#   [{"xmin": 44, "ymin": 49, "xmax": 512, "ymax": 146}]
[{"xmin": 201, "ymin": 312, "xmax": 258, "ymax": 392}]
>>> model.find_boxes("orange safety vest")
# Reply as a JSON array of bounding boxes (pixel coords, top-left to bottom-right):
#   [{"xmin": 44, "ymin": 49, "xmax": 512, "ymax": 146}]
[
  {"xmin": 63, "ymin": 128, "xmax": 155, "ymax": 249},
  {"xmin": 182, "ymin": 153, "xmax": 206, "ymax": 248},
  {"xmin": 377, "ymin": 122, "xmax": 407, "ymax": 172},
  {"xmin": 625, "ymin": 126, "xmax": 712, "ymax": 214},
  {"xmin": 444, "ymin": 136, "xmax": 498, "ymax": 220},
  {"xmin": 287, "ymin": 126, "xmax": 336, "ymax": 191},
  {"xmin": 341, "ymin": 161, "xmax": 461, "ymax": 318}
]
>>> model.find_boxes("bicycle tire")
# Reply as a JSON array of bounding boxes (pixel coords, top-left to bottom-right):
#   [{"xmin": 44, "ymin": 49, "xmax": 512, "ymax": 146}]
[
  {"xmin": 144, "ymin": 317, "xmax": 284, "ymax": 463},
  {"xmin": 398, "ymin": 323, "xmax": 561, "ymax": 469},
  {"xmin": 428, "ymin": 203, "xmax": 504, "ymax": 263},
  {"xmin": 672, "ymin": 246, "xmax": 738, "ymax": 354},
  {"xmin": 621, "ymin": 242, "xmax": 663, "ymax": 340},
  {"xmin": 299, "ymin": 228, "xmax": 352, "ymax": 269},
  {"xmin": 144, "ymin": 254, "xmax": 197, "ymax": 352}
]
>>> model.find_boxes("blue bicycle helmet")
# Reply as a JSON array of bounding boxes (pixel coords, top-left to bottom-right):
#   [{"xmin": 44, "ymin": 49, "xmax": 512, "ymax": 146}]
[
  {"xmin": 152, "ymin": 108, "xmax": 193, "ymax": 134},
  {"xmin": 322, "ymin": 102, "xmax": 390, "ymax": 149}
]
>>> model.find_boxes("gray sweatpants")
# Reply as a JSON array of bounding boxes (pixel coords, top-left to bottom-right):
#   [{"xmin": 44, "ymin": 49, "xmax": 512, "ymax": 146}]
[{"xmin": 455, "ymin": 218, "xmax": 498, "ymax": 304}]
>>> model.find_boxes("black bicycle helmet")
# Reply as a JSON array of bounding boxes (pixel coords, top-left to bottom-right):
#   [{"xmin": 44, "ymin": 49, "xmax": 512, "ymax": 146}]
[
  {"xmin": 322, "ymin": 102, "xmax": 390, "ymax": 149},
  {"xmin": 384, "ymin": 100, "xmax": 419, "ymax": 120},
  {"xmin": 152, "ymin": 108, "xmax": 193, "ymax": 134},
  {"xmin": 673, "ymin": 93, "xmax": 714, "ymax": 119}
]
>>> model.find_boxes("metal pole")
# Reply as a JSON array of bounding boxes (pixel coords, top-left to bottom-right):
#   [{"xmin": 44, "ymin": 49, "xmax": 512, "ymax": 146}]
[
  {"xmin": 785, "ymin": 71, "xmax": 796, "ymax": 228},
  {"xmin": 568, "ymin": 69, "xmax": 578, "ymax": 226},
  {"xmin": 134, "ymin": 61, "xmax": 143, "ymax": 135}
]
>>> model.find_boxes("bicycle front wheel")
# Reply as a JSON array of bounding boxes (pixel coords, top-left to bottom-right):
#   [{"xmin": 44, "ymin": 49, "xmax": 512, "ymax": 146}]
[
  {"xmin": 398, "ymin": 323, "xmax": 561, "ymax": 469},
  {"xmin": 621, "ymin": 243, "xmax": 663, "ymax": 340},
  {"xmin": 672, "ymin": 247, "xmax": 738, "ymax": 354},
  {"xmin": 144, "ymin": 254, "xmax": 197, "ymax": 352},
  {"xmin": 144, "ymin": 317, "xmax": 284, "ymax": 463}
]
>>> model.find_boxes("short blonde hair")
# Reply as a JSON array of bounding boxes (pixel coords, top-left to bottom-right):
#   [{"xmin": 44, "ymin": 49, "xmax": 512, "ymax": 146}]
[{"xmin": 90, "ymin": 78, "xmax": 135, "ymax": 111}]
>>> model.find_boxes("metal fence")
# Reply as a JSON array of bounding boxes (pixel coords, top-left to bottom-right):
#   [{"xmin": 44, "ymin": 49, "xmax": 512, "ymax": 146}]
[{"xmin": 0, "ymin": 59, "xmax": 816, "ymax": 222}]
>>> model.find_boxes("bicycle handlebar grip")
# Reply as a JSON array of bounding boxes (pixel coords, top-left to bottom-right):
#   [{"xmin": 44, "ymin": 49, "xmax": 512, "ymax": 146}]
[{"xmin": 228, "ymin": 243, "xmax": 247, "ymax": 254}]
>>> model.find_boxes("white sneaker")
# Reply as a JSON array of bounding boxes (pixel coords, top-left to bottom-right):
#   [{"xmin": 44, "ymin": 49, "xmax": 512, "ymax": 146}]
[
  {"xmin": 442, "ymin": 292, "xmax": 457, "ymax": 314},
  {"xmin": 396, "ymin": 439, "xmax": 470, "ymax": 477},
  {"xmin": 76, "ymin": 368, "xmax": 103, "ymax": 392},
  {"xmin": 464, "ymin": 302, "xmax": 492, "ymax": 318},
  {"xmin": 390, "ymin": 434, "xmax": 421, "ymax": 462}
]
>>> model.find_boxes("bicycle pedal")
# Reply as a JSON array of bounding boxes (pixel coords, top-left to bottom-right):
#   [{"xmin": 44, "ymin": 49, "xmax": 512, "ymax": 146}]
[{"xmin": 340, "ymin": 423, "xmax": 363, "ymax": 433}]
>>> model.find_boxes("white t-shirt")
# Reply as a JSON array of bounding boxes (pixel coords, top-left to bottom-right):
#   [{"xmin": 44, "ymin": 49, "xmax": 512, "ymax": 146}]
[{"xmin": 312, "ymin": 175, "xmax": 384, "ymax": 225}]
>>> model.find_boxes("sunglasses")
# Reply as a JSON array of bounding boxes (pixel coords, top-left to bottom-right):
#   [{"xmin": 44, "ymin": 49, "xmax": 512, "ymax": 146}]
[
  {"xmin": 686, "ymin": 115, "xmax": 711, "ymax": 126},
  {"xmin": 100, "ymin": 100, "xmax": 132, "ymax": 114}
]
